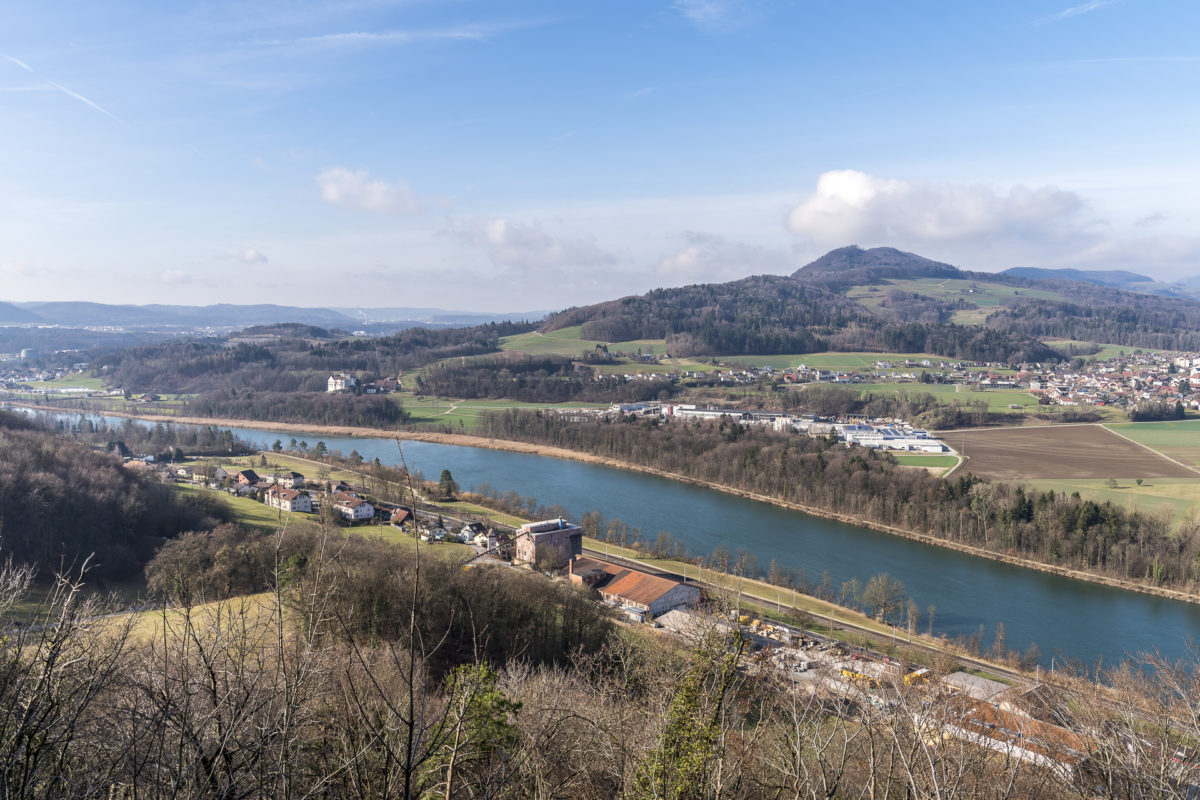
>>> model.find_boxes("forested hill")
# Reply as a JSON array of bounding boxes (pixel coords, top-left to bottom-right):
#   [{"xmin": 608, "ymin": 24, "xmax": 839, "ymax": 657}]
[
  {"xmin": 93, "ymin": 320, "xmax": 534, "ymax": 394},
  {"xmin": 0, "ymin": 411, "xmax": 229, "ymax": 580},
  {"xmin": 540, "ymin": 245, "xmax": 1200, "ymax": 358},
  {"xmin": 540, "ymin": 270, "xmax": 1056, "ymax": 362},
  {"xmin": 541, "ymin": 276, "xmax": 865, "ymax": 355}
]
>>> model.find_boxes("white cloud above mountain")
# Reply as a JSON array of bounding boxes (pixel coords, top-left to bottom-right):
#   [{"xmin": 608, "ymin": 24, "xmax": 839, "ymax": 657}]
[
  {"xmin": 657, "ymin": 231, "xmax": 794, "ymax": 281},
  {"xmin": 455, "ymin": 216, "xmax": 615, "ymax": 269},
  {"xmin": 787, "ymin": 170, "xmax": 1088, "ymax": 246}
]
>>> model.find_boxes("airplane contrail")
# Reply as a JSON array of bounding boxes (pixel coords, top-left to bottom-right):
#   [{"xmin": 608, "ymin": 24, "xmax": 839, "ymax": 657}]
[{"xmin": 4, "ymin": 54, "xmax": 132, "ymax": 129}]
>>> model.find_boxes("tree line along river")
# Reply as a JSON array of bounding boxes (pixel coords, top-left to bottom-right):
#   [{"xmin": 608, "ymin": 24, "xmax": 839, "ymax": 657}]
[{"xmin": 22, "ymin": 408, "xmax": 1200, "ymax": 670}]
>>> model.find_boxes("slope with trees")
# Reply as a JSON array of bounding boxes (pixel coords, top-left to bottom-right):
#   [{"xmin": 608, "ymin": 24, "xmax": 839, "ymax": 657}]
[{"xmin": 0, "ymin": 410, "xmax": 229, "ymax": 580}]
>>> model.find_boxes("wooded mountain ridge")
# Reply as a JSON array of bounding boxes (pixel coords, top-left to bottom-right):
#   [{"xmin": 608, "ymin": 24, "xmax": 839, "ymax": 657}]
[{"xmin": 541, "ymin": 245, "xmax": 1200, "ymax": 358}]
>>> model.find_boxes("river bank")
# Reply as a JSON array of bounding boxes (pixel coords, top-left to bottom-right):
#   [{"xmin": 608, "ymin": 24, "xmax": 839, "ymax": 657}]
[{"xmin": 13, "ymin": 401, "xmax": 1200, "ymax": 607}]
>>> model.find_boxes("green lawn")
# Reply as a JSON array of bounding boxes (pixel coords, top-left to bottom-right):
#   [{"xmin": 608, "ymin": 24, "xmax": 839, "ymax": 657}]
[
  {"xmin": 892, "ymin": 454, "xmax": 960, "ymax": 468},
  {"xmin": 500, "ymin": 325, "xmax": 668, "ymax": 357},
  {"xmin": 797, "ymin": 381, "xmax": 1041, "ymax": 414},
  {"xmin": 206, "ymin": 453, "xmax": 367, "ymax": 486},
  {"xmin": 1022, "ymin": 477, "xmax": 1200, "ymax": 528},
  {"xmin": 427, "ymin": 499, "xmax": 529, "ymax": 528},
  {"xmin": 28, "ymin": 372, "xmax": 105, "ymax": 390},
  {"xmin": 1044, "ymin": 339, "xmax": 1147, "ymax": 361},
  {"xmin": 846, "ymin": 277, "xmax": 1067, "ymax": 309},
  {"xmin": 398, "ymin": 394, "xmax": 609, "ymax": 429},
  {"xmin": 175, "ymin": 483, "xmax": 307, "ymax": 531},
  {"xmin": 1106, "ymin": 420, "xmax": 1200, "ymax": 468}
]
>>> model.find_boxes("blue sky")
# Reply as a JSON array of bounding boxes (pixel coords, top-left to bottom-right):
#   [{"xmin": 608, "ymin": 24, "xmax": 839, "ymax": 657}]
[{"xmin": 3, "ymin": 0, "xmax": 1199, "ymax": 311}]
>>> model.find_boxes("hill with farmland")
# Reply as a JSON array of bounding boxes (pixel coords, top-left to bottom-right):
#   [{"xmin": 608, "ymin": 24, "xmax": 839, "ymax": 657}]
[{"xmin": 541, "ymin": 245, "xmax": 1200, "ymax": 358}]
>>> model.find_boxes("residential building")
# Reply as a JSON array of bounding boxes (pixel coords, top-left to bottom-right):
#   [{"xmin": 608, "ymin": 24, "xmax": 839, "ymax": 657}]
[
  {"xmin": 263, "ymin": 486, "xmax": 313, "ymax": 513},
  {"xmin": 234, "ymin": 469, "xmax": 260, "ymax": 486},
  {"xmin": 327, "ymin": 373, "xmax": 358, "ymax": 393},
  {"xmin": 334, "ymin": 496, "xmax": 375, "ymax": 522},
  {"xmin": 270, "ymin": 471, "xmax": 305, "ymax": 488}
]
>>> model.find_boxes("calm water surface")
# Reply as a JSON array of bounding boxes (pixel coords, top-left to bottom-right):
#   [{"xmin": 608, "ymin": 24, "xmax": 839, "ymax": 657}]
[{"xmin": 24, "ymin": 408, "xmax": 1200, "ymax": 669}]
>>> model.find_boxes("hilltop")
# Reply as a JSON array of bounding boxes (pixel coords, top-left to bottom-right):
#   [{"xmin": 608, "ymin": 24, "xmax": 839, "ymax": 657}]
[{"xmin": 792, "ymin": 245, "xmax": 964, "ymax": 285}]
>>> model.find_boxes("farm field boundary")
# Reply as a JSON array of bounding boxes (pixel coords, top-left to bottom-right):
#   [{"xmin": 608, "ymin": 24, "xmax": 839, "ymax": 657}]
[{"xmin": 944, "ymin": 424, "xmax": 1198, "ymax": 482}]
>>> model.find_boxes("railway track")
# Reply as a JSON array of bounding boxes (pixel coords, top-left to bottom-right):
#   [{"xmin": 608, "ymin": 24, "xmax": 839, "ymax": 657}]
[{"xmin": 582, "ymin": 546, "xmax": 1033, "ymax": 687}]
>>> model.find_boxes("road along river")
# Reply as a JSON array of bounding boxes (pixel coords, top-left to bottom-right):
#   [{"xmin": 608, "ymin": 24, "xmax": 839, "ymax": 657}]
[{"xmin": 22, "ymin": 409, "xmax": 1200, "ymax": 670}]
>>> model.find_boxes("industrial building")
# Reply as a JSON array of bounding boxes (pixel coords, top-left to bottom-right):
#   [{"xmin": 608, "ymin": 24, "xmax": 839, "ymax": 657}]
[{"xmin": 514, "ymin": 517, "xmax": 583, "ymax": 568}]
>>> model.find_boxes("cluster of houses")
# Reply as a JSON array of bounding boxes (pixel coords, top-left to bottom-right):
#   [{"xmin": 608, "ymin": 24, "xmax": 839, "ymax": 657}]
[
  {"xmin": 576, "ymin": 348, "xmax": 1200, "ymax": 416},
  {"xmin": 178, "ymin": 466, "xmax": 381, "ymax": 522},
  {"xmin": 1021, "ymin": 352, "xmax": 1200, "ymax": 410}
]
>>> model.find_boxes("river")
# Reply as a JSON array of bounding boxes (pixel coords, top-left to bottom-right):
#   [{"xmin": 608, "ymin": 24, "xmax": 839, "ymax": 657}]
[{"xmin": 21, "ymin": 408, "xmax": 1200, "ymax": 669}]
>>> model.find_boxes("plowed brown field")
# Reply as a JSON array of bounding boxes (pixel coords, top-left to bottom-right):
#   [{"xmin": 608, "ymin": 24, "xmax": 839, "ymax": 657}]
[{"xmin": 948, "ymin": 425, "xmax": 1199, "ymax": 481}]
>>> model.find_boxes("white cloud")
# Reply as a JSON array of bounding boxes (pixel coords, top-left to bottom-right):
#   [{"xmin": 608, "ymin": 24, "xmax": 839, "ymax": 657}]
[
  {"xmin": 1063, "ymin": 236, "xmax": 1200, "ymax": 281},
  {"xmin": 1037, "ymin": 0, "xmax": 1121, "ymax": 25},
  {"xmin": 253, "ymin": 20, "xmax": 543, "ymax": 51},
  {"xmin": 787, "ymin": 170, "xmax": 1089, "ymax": 250},
  {"xmin": 315, "ymin": 167, "xmax": 420, "ymax": 213},
  {"xmin": 240, "ymin": 248, "xmax": 268, "ymax": 264},
  {"xmin": 672, "ymin": 0, "xmax": 762, "ymax": 32},
  {"xmin": 657, "ymin": 232, "xmax": 794, "ymax": 281},
  {"xmin": 455, "ymin": 216, "xmax": 615, "ymax": 269},
  {"xmin": 161, "ymin": 269, "xmax": 191, "ymax": 284}
]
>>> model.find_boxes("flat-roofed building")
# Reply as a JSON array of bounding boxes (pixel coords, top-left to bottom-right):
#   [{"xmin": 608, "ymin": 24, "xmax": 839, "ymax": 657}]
[{"xmin": 514, "ymin": 518, "xmax": 583, "ymax": 568}]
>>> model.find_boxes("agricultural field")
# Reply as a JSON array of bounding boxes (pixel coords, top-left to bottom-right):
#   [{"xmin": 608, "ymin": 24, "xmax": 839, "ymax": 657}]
[
  {"xmin": 398, "ymin": 395, "xmax": 608, "ymax": 429},
  {"xmin": 846, "ymin": 382, "xmax": 1040, "ymax": 413},
  {"xmin": 500, "ymin": 325, "xmax": 668, "ymax": 357},
  {"xmin": 1022, "ymin": 478, "xmax": 1200, "ymax": 528},
  {"xmin": 1105, "ymin": 420, "xmax": 1200, "ymax": 468},
  {"xmin": 737, "ymin": 351, "xmax": 952, "ymax": 371},
  {"xmin": 845, "ymin": 277, "xmax": 1067, "ymax": 309},
  {"xmin": 951, "ymin": 424, "xmax": 1197, "ymax": 481},
  {"xmin": 28, "ymin": 372, "xmax": 106, "ymax": 390},
  {"xmin": 1043, "ymin": 339, "xmax": 1148, "ymax": 361}
]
